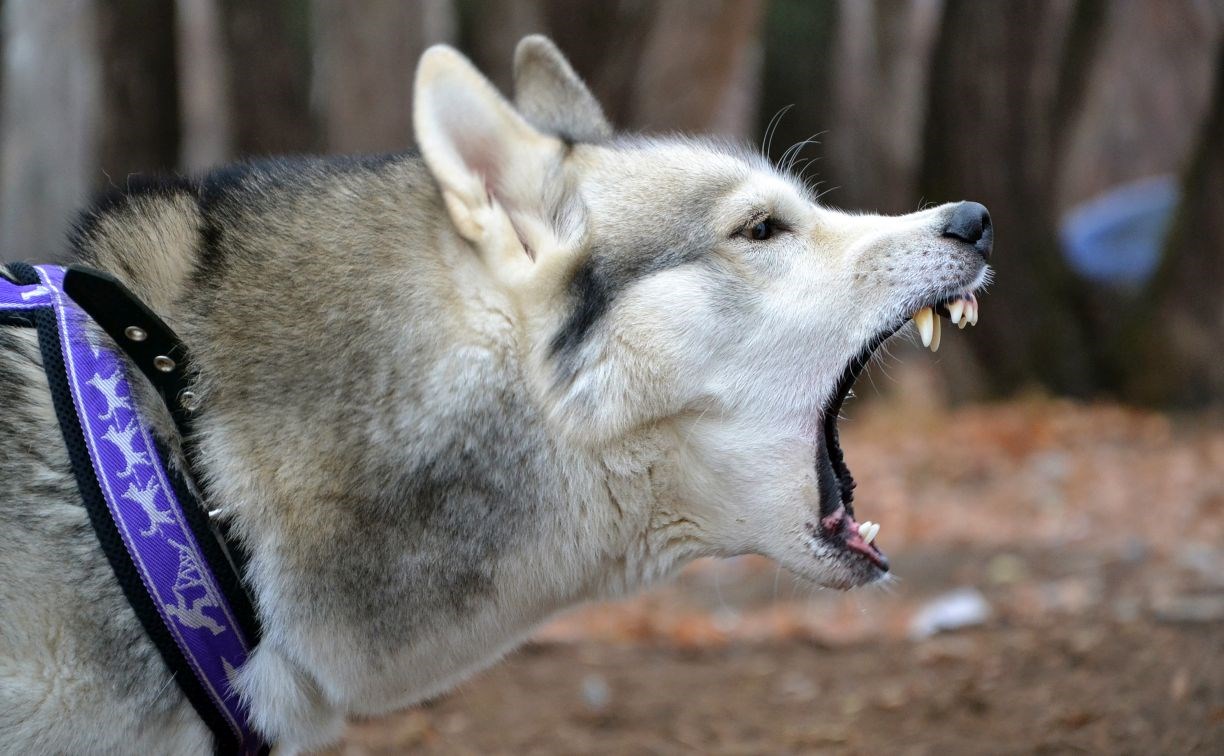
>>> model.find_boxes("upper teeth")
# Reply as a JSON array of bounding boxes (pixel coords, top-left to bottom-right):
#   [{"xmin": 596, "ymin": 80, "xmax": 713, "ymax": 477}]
[
  {"xmin": 915, "ymin": 306, "xmax": 936, "ymax": 350},
  {"xmin": 947, "ymin": 299, "xmax": 965, "ymax": 324},
  {"xmin": 914, "ymin": 293, "xmax": 978, "ymax": 351},
  {"xmin": 858, "ymin": 520, "xmax": 880, "ymax": 544},
  {"xmin": 951, "ymin": 293, "xmax": 979, "ymax": 329}
]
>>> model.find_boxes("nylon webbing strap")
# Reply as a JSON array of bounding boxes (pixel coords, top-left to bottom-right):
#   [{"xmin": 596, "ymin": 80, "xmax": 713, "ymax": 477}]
[
  {"xmin": 62, "ymin": 265, "xmax": 260, "ymax": 643},
  {"xmin": 2, "ymin": 263, "xmax": 266, "ymax": 754}
]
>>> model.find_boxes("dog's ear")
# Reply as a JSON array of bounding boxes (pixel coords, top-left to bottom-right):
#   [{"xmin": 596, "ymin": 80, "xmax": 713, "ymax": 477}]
[
  {"xmin": 513, "ymin": 35, "xmax": 611, "ymax": 143},
  {"xmin": 414, "ymin": 45, "xmax": 565, "ymax": 269}
]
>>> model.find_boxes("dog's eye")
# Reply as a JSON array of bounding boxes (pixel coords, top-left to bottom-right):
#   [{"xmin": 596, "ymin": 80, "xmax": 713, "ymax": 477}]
[{"xmin": 746, "ymin": 217, "xmax": 775, "ymax": 241}]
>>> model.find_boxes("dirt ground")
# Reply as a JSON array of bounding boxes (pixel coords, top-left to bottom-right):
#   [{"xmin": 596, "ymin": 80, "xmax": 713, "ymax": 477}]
[{"xmin": 333, "ymin": 397, "xmax": 1224, "ymax": 754}]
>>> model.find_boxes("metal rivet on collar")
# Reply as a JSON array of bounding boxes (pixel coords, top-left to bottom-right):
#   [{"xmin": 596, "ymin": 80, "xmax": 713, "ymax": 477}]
[
  {"xmin": 125, "ymin": 326, "xmax": 148, "ymax": 342},
  {"xmin": 153, "ymin": 355, "xmax": 176, "ymax": 372},
  {"xmin": 178, "ymin": 389, "xmax": 201, "ymax": 412}
]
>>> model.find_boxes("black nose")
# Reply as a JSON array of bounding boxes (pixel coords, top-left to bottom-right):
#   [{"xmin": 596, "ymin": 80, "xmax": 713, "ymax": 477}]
[{"xmin": 942, "ymin": 201, "xmax": 993, "ymax": 261}]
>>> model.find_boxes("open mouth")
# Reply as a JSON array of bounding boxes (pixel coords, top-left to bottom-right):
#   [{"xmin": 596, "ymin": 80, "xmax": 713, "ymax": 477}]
[{"xmin": 810, "ymin": 291, "xmax": 982, "ymax": 576}]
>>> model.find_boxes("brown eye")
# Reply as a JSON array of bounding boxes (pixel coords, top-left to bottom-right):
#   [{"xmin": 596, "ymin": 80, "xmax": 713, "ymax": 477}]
[{"xmin": 748, "ymin": 217, "xmax": 774, "ymax": 241}]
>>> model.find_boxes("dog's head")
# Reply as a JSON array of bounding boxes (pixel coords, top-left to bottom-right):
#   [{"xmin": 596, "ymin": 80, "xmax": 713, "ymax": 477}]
[{"xmin": 414, "ymin": 37, "xmax": 992, "ymax": 590}]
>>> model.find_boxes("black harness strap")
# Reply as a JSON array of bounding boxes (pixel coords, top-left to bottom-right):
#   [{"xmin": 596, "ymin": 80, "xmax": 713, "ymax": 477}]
[{"xmin": 62, "ymin": 266, "xmax": 198, "ymax": 447}]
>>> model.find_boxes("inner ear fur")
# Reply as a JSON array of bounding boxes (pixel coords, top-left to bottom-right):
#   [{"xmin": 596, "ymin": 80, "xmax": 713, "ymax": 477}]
[
  {"xmin": 513, "ymin": 35, "xmax": 612, "ymax": 143},
  {"xmin": 413, "ymin": 45, "xmax": 564, "ymax": 256}
]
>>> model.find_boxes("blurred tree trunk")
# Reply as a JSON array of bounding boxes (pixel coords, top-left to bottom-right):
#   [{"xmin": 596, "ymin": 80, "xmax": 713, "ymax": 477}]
[
  {"xmin": 1054, "ymin": 1, "xmax": 1216, "ymax": 211},
  {"xmin": 217, "ymin": 0, "xmax": 316, "ymax": 155},
  {"xmin": 629, "ymin": 0, "xmax": 765, "ymax": 137},
  {"xmin": 539, "ymin": 0, "xmax": 658, "ymax": 125},
  {"xmin": 463, "ymin": 0, "xmax": 763, "ymax": 139},
  {"xmin": 0, "ymin": 0, "xmax": 5, "ymax": 122},
  {"xmin": 95, "ymin": 0, "xmax": 181, "ymax": 180},
  {"xmin": 1126, "ymin": 42, "xmax": 1224, "ymax": 405},
  {"xmin": 1053, "ymin": 2, "xmax": 1219, "ymax": 401},
  {"xmin": 826, "ymin": 0, "xmax": 942, "ymax": 214},
  {"xmin": 0, "ymin": 0, "xmax": 99, "ymax": 262},
  {"xmin": 758, "ymin": 0, "xmax": 838, "ymax": 167},
  {"xmin": 312, "ymin": 0, "xmax": 455, "ymax": 153},
  {"xmin": 462, "ymin": 0, "xmax": 546, "ymax": 95},
  {"xmin": 917, "ymin": 0, "xmax": 1106, "ymax": 397},
  {"xmin": 176, "ymin": 0, "xmax": 232, "ymax": 171}
]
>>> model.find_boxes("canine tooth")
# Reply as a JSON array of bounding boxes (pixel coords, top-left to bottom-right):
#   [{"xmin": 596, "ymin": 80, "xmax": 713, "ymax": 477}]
[
  {"xmin": 967, "ymin": 294, "xmax": 979, "ymax": 326},
  {"xmin": 858, "ymin": 521, "xmax": 873, "ymax": 539},
  {"xmin": 930, "ymin": 315, "xmax": 941, "ymax": 352},
  {"xmin": 947, "ymin": 299, "xmax": 965, "ymax": 325},
  {"xmin": 865, "ymin": 522, "xmax": 880, "ymax": 544},
  {"xmin": 914, "ymin": 307, "xmax": 934, "ymax": 347}
]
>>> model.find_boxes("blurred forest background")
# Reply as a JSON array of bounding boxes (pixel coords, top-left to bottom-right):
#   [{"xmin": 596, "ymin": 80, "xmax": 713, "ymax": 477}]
[
  {"xmin": 1, "ymin": 0, "xmax": 1221, "ymax": 407},
  {"xmin": 2, "ymin": 3, "xmax": 1222, "ymax": 752}
]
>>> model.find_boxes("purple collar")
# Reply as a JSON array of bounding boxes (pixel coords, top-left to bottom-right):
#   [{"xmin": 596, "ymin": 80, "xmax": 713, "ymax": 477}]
[{"xmin": 1, "ymin": 264, "xmax": 265, "ymax": 754}]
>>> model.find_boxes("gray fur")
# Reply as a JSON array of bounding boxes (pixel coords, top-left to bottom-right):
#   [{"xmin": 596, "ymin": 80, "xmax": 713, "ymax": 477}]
[
  {"xmin": 550, "ymin": 173, "xmax": 739, "ymax": 363},
  {"xmin": 2, "ymin": 151, "xmax": 580, "ymax": 751},
  {"xmin": 0, "ymin": 38, "xmax": 990, "ymax": 753},
  {"xmin": 0, "ymin": 327, "xmax": 204, "ymax": 752},
  {"xmin": 513, "ymin": 35, "xmax": 612, "ymax": 142}
]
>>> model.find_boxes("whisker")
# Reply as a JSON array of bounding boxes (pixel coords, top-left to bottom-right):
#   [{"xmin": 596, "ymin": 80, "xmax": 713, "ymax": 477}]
[
  {"xmin": 798, "ymin": 157, "xmax": 823, "ymax": 186},
  {"xmin": 783, "ymin": 139, "xmax": 819, "ymax": 175},
  {"xmin": 814, "ymin": 184, "xmax": 842, "ymax": 203},
  {"xmin": 777, "ymin": 131, "xmax": 827, "ymax": 175},
  {"xmin": 761, "ymin": 104, "xmax": 794, "ymax": 159}
]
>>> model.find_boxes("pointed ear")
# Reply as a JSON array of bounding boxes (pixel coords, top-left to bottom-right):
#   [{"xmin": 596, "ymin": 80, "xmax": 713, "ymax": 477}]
[
  {"xmin": 414, "ymin": 45, "xmax": 563, "ymax": 258},
  {"xmin": 513, "ymin": 35, "xmax": 611, "ymax": 142}
]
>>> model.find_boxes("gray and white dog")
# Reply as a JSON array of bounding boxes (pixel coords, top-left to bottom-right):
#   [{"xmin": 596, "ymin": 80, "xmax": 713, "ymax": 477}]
[{"xmin": 0, "ymin": 37, "xmax": 991, "ymax": 753}]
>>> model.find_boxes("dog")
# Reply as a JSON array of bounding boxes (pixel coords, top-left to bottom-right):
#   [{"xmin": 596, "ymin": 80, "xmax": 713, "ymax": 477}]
[{"xmin": 0, "ymin": 36, "xmax": 991, "ymax": 753}]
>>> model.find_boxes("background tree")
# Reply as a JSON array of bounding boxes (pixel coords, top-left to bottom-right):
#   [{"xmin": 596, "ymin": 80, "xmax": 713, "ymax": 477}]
[
  {"xmin": 916, "ymin": 0, "xmax": 1102, "ymax": 397},
  {"xmin": 1127, "ymin": 42, "xmax": 1224, "ymax": 406},
  {"xmin": 312, "ymin": 0, "xmax": 455, "ymax": 153},
  {"xmin": 0, "ymin": 0, "xmax": 99, "ymax": 261},
  {"xmin": 464, "ymin": 0, "xmax": 766, "ymax": 139},
  {"xmin": 0, "ymin": 0, "xmax": 1220, "ymax": 408},
  {"xmin": 217, "ymin": 0, "xmax": 315, "ymax": 155},
  {"xmin": 176, "ymin": 0, "xmax": 232, "ymax": 171},
  {"xmin": 826, "ymin": 0, "xmax": 942, "ymax": 215},
  {"xmin": 95, "ymin": 0, "xmax": 180, "ymax": 180},
  {"xmin": 758, "ymin": 0, "xmax": 838, "ymax": 169}
]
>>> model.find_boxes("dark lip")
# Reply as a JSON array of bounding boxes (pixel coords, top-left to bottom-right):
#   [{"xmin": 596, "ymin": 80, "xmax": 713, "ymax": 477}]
[
  {"xmin": 811, "ymin": 282, "xmax": 984, "ymax": 573},
  {"xmin": 810, "ymin": 328, "xmax": 896, "ymax": 575},
  {"xmin": 815, "ymin": 321, "xmax": 903, "ymax": 521},
  {"xmin": 804, "ymin": 509, "xmax": 890, "ymax": 573}
]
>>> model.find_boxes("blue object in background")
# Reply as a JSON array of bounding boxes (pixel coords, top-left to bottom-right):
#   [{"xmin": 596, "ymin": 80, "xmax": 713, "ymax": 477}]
[{"xmin": 1059, "ymin": 175, "xmax": 1180, "ymax": 286}]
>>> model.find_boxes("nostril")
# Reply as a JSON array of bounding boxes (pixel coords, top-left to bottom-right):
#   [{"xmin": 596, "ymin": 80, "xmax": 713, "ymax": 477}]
[
  {"xmin": 942, "ymin": 201, "xmax": 993, "ymax": 260},
  {"xmin": 941, "ymin": 201, "xmax": 988, "ymax": 243}
]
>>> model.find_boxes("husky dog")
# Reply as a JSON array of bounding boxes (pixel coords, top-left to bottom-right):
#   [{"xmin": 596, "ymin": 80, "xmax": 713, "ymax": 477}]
[{"xmin": 0, "ymin": 37, "xmax": 991, "ymax": 752}]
